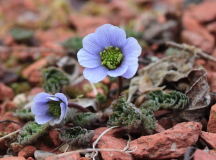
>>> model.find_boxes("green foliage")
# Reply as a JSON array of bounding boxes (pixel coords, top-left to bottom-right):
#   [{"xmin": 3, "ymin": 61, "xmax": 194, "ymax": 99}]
[
  {"xmin": 59, "ymin": 127, "xmax": 95, "ymax": 146},
  {"xmin": 61, "ymin": 36, "xmax": 83, "ymax": 52},
  {"xmin": 42, "ymin": 67, "xmax": 69, "ymax": 94},
  {"xmin": 17, "ymin": 108, "xmax": 35, "ymax": 121},
  {"xmin": 18, "ymin": 121, "xmax": 49, "ymax": 145},
  {"xmin": 96, "ymin": 92, "xmax": 106, "ymax": 104},
  {"xmin": 10, "ymin": 82, "xmax": 31, "ymax": 95},
  {"xmin": 10, "ymin": 28, "xmax": 34, "ymax": 41},
  {"xmin": 125, "ymin": 27, "xmax": 142, "ymax": 39},
  {"xmin": 72, "ymin": 112, "xmax": 98, "ymax": 128},
  {"xmin": 140, "ymin": 108, "xmax": 156, "ymax": 134},
  {"xmin": 108, "ymin": 94, "xmax": 142, "ymax": 130},
  {"xmin": 141, "ymin": 90, "xmax": 189, "ymax": 111}
]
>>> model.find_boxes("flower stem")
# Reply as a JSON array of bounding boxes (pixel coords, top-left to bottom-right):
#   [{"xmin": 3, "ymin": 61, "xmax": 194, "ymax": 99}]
[
  {"xmin": 68, "ymin": 102, "xmax": 90, "ymax": 112},
  {"xmin": 118, "ymin": 76, "xmax": 123, "ymax": 96}
]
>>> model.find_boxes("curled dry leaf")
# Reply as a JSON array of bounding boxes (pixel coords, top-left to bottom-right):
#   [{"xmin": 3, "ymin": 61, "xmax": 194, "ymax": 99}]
[{"xmin": 174, "ymin": 69, "xmax": 211, "ymax": 122}]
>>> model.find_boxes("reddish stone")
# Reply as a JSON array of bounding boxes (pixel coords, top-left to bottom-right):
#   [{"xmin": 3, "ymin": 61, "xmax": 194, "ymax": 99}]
[
  {"xmin": 18, "ymin": 145, "xmax": 36, "ymax": 158},
  {"xmin": 79, "ymin": 158, "xmax": 89, "ymax": 160},
  {"xmin": 28, "ymin": 70, "xmax": 42, "ymax": 85},
  {"xmin": 34, "ymin": 141, "xmax": 60, "ymax": 154},
  {"xmin": 94, "ymin": 136, "xmax": 133, "ymax": 160},
  {"xmin": 0, "ymin": 101, "xmax": 15, "ymax": 116},
  {"xmin": 0, "ymin": 157, "xmax": 26, "ymax": 160},
  {"xmin": 200, "ymin": 131, "xmax": 216, "ymax": 149},
  {"xmin": 48, "ymin": 129, "xmax": 61, "ymax": 147},
  {"xmin": 209, "ymin": 150, "xmax": 216, "ymax": 157},
  {"xmin": 46, "ymin": 153, "xmax": 80, "ymax": 160},
  {"xmin": 26, "ymin": 157, "xmax": 34, "ymax": 160},
  {"xmin": 93, "ymin": 127, "xmax": 126, "ymax": 140},
  {"xmin": 29, "ymin": 87, "xmax": 44, "ymax": 96},
  {"xmin": 0, "ymin": 83, "xmax": 14, "ymax": 101},
  {"xmin": 130, "ymin": 122, "xmax": 202, "ymax": 159},
  {"xmin": 0, "ymin": 112, "xmax": 14, "ymax": 132},
  {"xmin": 208, "ymin": 104, "xmax": 216, "ymax": 133},
  {"xmin": 182, "ymin": 11, "xmax": 215, "ymax": 53},
  {"xmin": 195, "ymin": 59, "xmax": 206, "ymax": 66},
  {"xmin": 181, "ymin": 30, "xmax": 214, "ymax": 54},
  {"xmin": 194, "ymin": 149, "xmax": 216, "ymax": 160},
  {"xmin": 191, "ymin": 1, "xmax": 216, "ymax": 23},
  {"xmin": 207, "ymin": 21, "xmax": 216, "ymax": 34},
  {"xmin": 154, "ymin": 123, "xmax": 165, "ymax": 133},
  {"xmin": 22, "ymin": 58, "xmax": 47, "ymax": 78},
  {"xmin": 69, "ymin": 14, "xmax": 109, "ymax": 36}
]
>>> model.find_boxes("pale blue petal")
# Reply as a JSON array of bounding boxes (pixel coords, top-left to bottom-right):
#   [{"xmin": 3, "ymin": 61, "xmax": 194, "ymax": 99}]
[
  {"xmin": 83, "ymin": 66, "xmax": 108, "ymax": 83},
  {"xmin": 60, "ymin": 102, "xmax": 67, "ymax": 120},
  {"xmin": 122, "ymin": 63, "xmax": 139, "ymax": 79},
  {"xmin": 46, "ymin": 97, "xmax": 59, "ymax": 101},
  {"xmin": 55, "ymin": 93, "xmax": 68, "ymax": 105},
  {"xmin": 77, "ymin": 48, "xmax": 101, "ymax": 68},
  {"xmin": 35, "ymin": 114, "xmax": 53, "ymax": 124},
  {"xmin": 122, "ymin": 37, "xmax": 142, "ymax": 57},
  {"xmin": 95, "ymin": 24, "xmax": 112, "ymax": 48},
  {"xmin": 83, "ymin": 33, "xmax": 103, "ymax": 54},
  {"xmin": 33, "ymin": 92, "xmax": 51, "ymax": 103},
  {"xmin": 107, "ymin": 64, "xmax": 128, "ymax": 77},
  {"xmin": 31, "ymin": 102, "xmax": 49, "ymax": 115},
  {"xmin": 108, "ymin": 25, "xmax": 127, "ymax": 48},
  {"xmin": 122, "ymin": 56, "xmax": 138, "ymax": 65}
]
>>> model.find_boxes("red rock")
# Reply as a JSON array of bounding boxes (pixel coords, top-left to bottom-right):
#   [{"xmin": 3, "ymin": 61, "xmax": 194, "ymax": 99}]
[
  {"xmin": 34, "ymin": 141, "xmax": 60, "ymax": 154},
  {"xmin": 0, "ymin": 157, "xmax": 26, "ymax": 160},
  {"xmin": 181, "ymin": 30, "xmax": 214, "ymax": 54},
  {"xmin": 79, "ymin": 158, "xmax": 89, "ymax": 160},
  {"xmin": 191, "ymin": 1, "xmax": 216, "ymax": 23},
  {"xmin": 69, "ymin": 14, "xmax": 109, "ymax": 36},
  {"xmin": 28, "ymin": 70, "xmax": 42, "ymax": 85},
  {"xmin": 200, "ymin": 131, "xmax": 216, "ymax": 149},
  {"xmin": 26, "ymin": 157, "xmax": 34, "ymax": 160},
  {"xmin": 208, "ymin": 104, "xmax": 216, "ymax": 133},
  {"xmin": 0, "ymin": 139, "xmax": 7, "ymax": 152},
  {"xmin": 195, "ymin": 59, "xmax": 206, "ymax": 66},
  {"xmin": 154, "ymin": 123, "xmax": 165, "ymax": 133},
  {"xmin": 46, "ymin": 153, "xmax": 80, "ymax": 160},
  {"xmin": 182, "ymin": 11, "xmax": 215, "ymax": 53},
  {"xmin": 0, "ymin": 112, "xmax": 14, "ymax": 132},
  {"xmin": 94, "ymin": 136, "xmax": 133, "ymax": 160},
  {"xmin": 48, "ymin": 129, "xmax": 61, "ymax": 147},
  {"xmin": 130, "ymin": 122, "xmax": 202, "ymax": 159},
  {"xmin": 0, "ymin": 83, "xmax": 14, "ymax": 101},
  {"xmin": 194, "ymin": 149, "xmax": 216, "ymax": 160},
  {"xmin": 209, "ymin": 150, "xmax": 216, "ymax": 157},
  {"xmin": 29, "ymin": 87, "xmax": 44, "ymax": 96},
  {"xmin": 0, "ymin": 101, "xmax": 15, "ymax": 116},
  {"xmin": 93, "ymin": 127, "xmax": 126, "ymax": 140},
  {"xmin": 207, "ymin": 21, "xmax": 216, "ymax": 34},
  {"xmin": 22, "ymin": 58, "xmax": 47, "ymax": 78},
  {"xmin": 18, "ymin": 145, "xmax": 36, "ymax": 158}
]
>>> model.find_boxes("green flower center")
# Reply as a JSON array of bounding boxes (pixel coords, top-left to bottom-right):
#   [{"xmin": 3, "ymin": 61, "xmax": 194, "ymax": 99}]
[
  {"xmin": 48, "ymin": 100, "xmax": 61, "ymax": 118},
  {"xmin": 100, "ymin": 46, "xmax": 123, "ymax": 70}
]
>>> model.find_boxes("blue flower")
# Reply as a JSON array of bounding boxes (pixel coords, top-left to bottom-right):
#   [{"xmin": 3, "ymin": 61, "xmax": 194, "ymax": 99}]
[
  {"xmin": 78, "ymin": 24, "xmax": 142, "ymax": 83},
  {"xmin": 31, "ymin": 92, "xmax": 68, "ymax": 125}
]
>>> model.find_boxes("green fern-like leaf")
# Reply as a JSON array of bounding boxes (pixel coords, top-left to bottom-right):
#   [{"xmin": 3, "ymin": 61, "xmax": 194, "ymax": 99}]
[
  {"xmin": 42, "ymin": 67, "xmax": 69, "ymax": 94},
  {"xmin": 140, "ymin": 108, "xmax": 156, "ymax": 134},
  {"xmin": 108, "ymin": 94, "xmax": 142, "ymax": 130},
  {"xmin": 61, "ymin": 36, "xmax": 83, "ymax": 52},
  {"xmin": 72, "ymin": 112, "xmax": 98, "ymax": 127},
  {"xmin": 141, "ymin": 90, "xmax": 188, "ymax": 111},
  {"xmin": 59, "ymin": 127, "xmax": 95, "ymax": 146},
  {"xmin": 17, "ymin": 108, "xmax": 35, "ymax": 121},
  {"xmin": 18, "ymin": 121, "xmax": 49, "ymax": 145},
  {"xmin": 161, "ymin": 91, "xmax": 188, "ymax": 110},
  {"xmin": 10, "ymin": 28, "xmax": 34, "ymax": 41}
]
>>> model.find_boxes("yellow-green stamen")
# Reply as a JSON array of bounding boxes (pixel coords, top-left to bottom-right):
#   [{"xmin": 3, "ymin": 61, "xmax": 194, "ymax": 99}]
[
  {"xmin": 100, "ymin": 46, "xmax": 123, "ymax": 70},
  {"xmin": 48, "ymin": 100, "xmax": 61, "ymax": 118}
]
